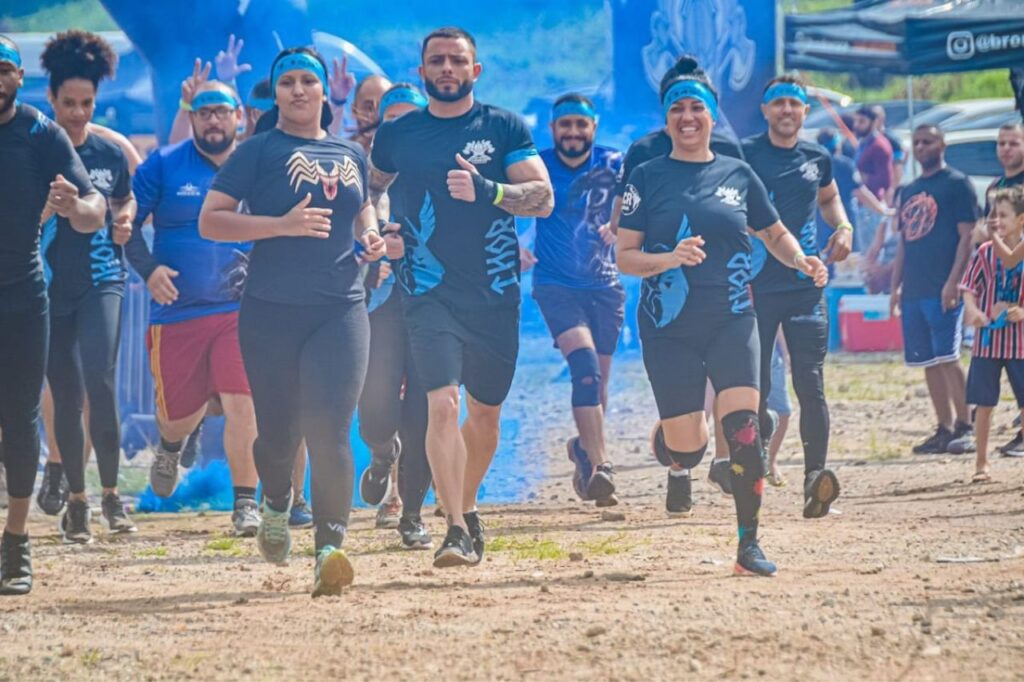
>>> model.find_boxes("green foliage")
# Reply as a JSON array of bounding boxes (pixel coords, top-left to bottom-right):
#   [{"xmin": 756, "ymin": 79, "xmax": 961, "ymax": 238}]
[{"xmin": 0, "ymin": 0, "xmax": 115, "ymax": 32}]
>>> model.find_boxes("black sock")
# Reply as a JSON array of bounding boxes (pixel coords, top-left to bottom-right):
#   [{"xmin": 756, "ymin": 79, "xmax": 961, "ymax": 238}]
[
  {"xmin": 264, "ymin": 491, "xmax": 291, "ymax": 514},
  {"xmin": 2, "ymin": 529, "xmax": 29, "ymax": 544},
  {"xmin": 46, "ymin": 462, "xmax": 64, "ymax": 493},
  {"xmin": 723, "ymin": 410, "xmax": 766, "ymax": 549},
  {"xmin": 233, "ymin": 487, "xmax": 257, "ymax": 507},
  {"xmin": 160, "ymin": 438, "xmax": 183, "ymax": 453},
  {"xmin": 314, "ymin": 521, "xmax": 345, "ymax": 551}
]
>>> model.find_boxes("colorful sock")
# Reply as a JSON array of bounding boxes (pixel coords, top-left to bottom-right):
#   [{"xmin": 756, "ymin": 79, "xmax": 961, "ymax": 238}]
[{"xmin": 722, "ymin": 409, "xmax": 766, "ymax": 548}]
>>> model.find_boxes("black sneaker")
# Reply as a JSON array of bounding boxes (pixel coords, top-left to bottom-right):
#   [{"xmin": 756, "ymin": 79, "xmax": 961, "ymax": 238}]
[
  {"xmin": 36, "ymin": 464, "xmax": 68, "ymax": 516},
  {"xmin": 761, "ymin": 409, "xmax": 779, "ymax": 451},
  {"xmin": 398, "ymin": 516, "xmax": 433, "ymax": 550},
  {"xmin": 946, "ymin": 421, "xmax": 976, "ymax": 455},
  {"xmin": 803, "ymin": 468, "xmax": 840, "ymax": 519},
  {"xmin": 707, "ymin": 459, "xmax": 734, "ymax": 496},
  {"xmin": 433, "ymin": 525, "xmax": 478, "ymax": 568},
  {"xmin": 0, "ymin": 531, "xmax": 32, "ymax": 596},
  {"xmin": 464, "ymin": 511, "xmax": 485, "ymax": 565},
  {"xmin": 1000, "ymin": 430, "xmax": 1024, "ymax": 457},
  {"xmin": 666, "ymin": 471, "xmax": 693, "ymax": 517},
  {"xmin": 912, "ymin": 425, "xmax": 954, "ymax": 455},
  {"xmin": 101, "ymin": 493, "xmax": 137, "ymax": 534},
  {"xmin": 59, "ymin": 498, "xmax": 93, "ymax": 545},
  {"xmin": 180, "ymin": 419, "xmax": 204, "ymax": 469},
  {"xmin": 587, "ymin": 462, "xmax": 616, "ymax": 502},
  {"xmin": 734, "ymin": 540, "xmax": 777, "ymax": 577},
  {"xmin": 360, "ymin": 462, "xmax": 393, "ymax": 506}
]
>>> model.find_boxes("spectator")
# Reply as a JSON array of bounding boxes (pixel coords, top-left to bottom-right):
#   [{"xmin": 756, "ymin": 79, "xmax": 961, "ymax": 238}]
[
  {"xmin": 871, "ymin": 105, "xmax": 904, "ymax": 205},
  {"xmin": 852, "ymin": 106, "xmax": 894, "ymax": 253}
]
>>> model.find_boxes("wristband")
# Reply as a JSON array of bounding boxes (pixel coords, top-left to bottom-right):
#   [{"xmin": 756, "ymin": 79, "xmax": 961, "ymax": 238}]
[
  {"xmin": 492, "ymin": 182, "xmax": 505, "ymax": 206},
  {"xmin": 836, "ymin": 221, "xmax": 853, "ymax": 233},
  {"xmin": 792, "ymin": 252, "xmax": 807, "ymax": 270},
  {"xmin": 329, "ymin": 95, "xmax": 347, "ymax": 107},
  {"xmin": 470, "ymin": 174, "xmax": 500, "ymax": 205},
  {"xmin": 179, "ymin": 98, "xmax": 193, "ymax": 112}
]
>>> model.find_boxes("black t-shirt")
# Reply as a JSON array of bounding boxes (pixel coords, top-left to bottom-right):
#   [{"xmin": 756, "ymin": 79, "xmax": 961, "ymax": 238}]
[
  {"xmin": 897, "ymin": 166, "xmax": 979, "ymax": 300},
  {"xmin": 618, "ymin": 154, "xmax": 779, "ymax": 334},
  {"xmin": 211, "ymin": 128, "xmax": 368, "ymax": 305},
  {"xmin": 0, "ymin": 104, "xmax": 94, "ymax": 312},
  {"xmin": 371, "ymin": 101, "xmax": 537, "ymax": 309},
  {"xmin": 46, "ymin": 133, "xmax": 132, "ymax": 314},
  {"xmin": 742, "ymin": 133, "xmax": 833, "ymax": 295},
  {"xmin": 984, "ymin": 171, "xmax": 1024, "ymax": 216},
  {"xmin": 614, "ymin": 128, "xmax": 745, "ymax": 198}
]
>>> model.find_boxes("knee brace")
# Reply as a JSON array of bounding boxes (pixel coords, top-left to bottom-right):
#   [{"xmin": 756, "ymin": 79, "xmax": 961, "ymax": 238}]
[
  {"xmin": 651, "ymin": 424, "xmax": 707, "ymax": 469},
  {"xmin": 567, "ymin": 348, "xmax": 601, "ymax": 408},
  {"xmin": 722, "ymin": 409, "xmax": 766, "ymax": 479}
]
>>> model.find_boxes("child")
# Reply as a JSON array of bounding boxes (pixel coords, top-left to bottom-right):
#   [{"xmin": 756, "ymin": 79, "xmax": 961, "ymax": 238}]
[{"xmin": 960, "ymin": 186, "xmax": 1024, "ymax": 483}]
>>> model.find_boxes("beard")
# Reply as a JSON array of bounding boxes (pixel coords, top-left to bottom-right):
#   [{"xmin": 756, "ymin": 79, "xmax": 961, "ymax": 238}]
[
  {"xmin": 555, "ymin": 138, "xmax": 593, "ymax": 159},
  {"xmin": 424, "ymin": 76, "xmax": 473, "ymax": 103},
  {"xmin": 0, "ymin": 91, "xmax": 15, "ymax": 117},
  {"xmin": 194, "ymin": 129, "xmax": 235, "ymax": 155}
]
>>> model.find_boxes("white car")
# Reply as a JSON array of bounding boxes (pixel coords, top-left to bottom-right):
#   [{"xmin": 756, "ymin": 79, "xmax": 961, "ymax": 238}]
[{"xmin": 893, "ymin": 98, "xmax": 1016, "ymax": 134}]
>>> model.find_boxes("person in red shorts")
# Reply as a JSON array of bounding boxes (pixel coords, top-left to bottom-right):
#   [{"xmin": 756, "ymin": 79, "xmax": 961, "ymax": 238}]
[{"xmin": 124, "ymin": 81, "xmax": 260, "ymax": 537}]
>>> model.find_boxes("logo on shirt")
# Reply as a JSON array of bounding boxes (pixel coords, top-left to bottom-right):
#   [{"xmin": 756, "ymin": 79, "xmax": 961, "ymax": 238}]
[
  {"xmin": 176, "ymin": 182, "xmax": 202, "ymax": 197},
  {"xmin": 89, "ymin": 167, "xmax": 114, "ymax": 193},
  {"xmin": 899, "ymin": 191, "xmax": 938, "ymax": 242},
  {"xmin": 287, "ymin": 151, "xmax": 362, "ymax": 201},
  {"xmin": 622, "ymin": 184, "xmax": 641, "ymax": 216},
  {"xmin": 715, "ymin": 186, "xmax": 741, "ymax": 207},
  {"xmin": 800, "ymin": 161, "xmax": 821, "ymax": 183},
  {"xmin": 461, "ymin": 139, "xmax": 495, "ymax": 165}
]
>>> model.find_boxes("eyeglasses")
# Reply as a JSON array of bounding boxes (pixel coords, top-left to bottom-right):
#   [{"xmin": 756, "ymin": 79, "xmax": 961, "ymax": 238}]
[{"xmin": 193, "ymin": 107, "xmax": 236, "ymax": 121}]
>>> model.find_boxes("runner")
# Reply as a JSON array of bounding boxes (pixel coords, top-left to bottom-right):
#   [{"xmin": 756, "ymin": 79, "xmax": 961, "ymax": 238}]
[
  {"xmin": 529, "ymin": 93, "xmax": 623, "ymax": 505},
  {"xmin": 0, "ymin": 34, "xmax": 106, "ymax": 595},
  {"xmin": 617, "ymin": 60, "xmax": 828, "ymax": 576},
  {"xmin": 201, "ymin": 46, "xmax": 385, "ymax": 596},
  {"xmin": 124, "ymin": 80, "xmax": 261, "ymax": 537},
  {"xmin": 743, "ymin": 74, "xmax": 852, "ymax": 518},
  {"xmin": 357, "ymin": 82, "xmax": 434, "ymax": 549},
  {"xmin": 244, "ymin": 78, "xmax": 273, "ymax": 139},
  {"xmin": 889, "ymin": 125, "xmax": 978, "ymax": 455},
  {"xmin": 347, "ymin": 74, "xmax": 392, "ymax": 154},
  {"xmin": 39, "ymin": 30, "xmax": 138, "ymax": 542},
  {"xmin": 369, "ymin": 27, "xmax": 553, "ymax": 567}
]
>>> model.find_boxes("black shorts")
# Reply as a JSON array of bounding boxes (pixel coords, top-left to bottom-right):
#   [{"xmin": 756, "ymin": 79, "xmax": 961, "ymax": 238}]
[
  {"xmin": 403, "ymin": 295, "xmax": 519, "ymax": 406},
  {"xmin": 532, "ymin": 283, "xmax": 625, "ymax": 356},
  {"xmin": 641, "ymin": 313, "xmax": 760, "ymax": 420},
  {"xmin": 966, "ymin": 356, "xmax": 1024, "ymax": 408}
]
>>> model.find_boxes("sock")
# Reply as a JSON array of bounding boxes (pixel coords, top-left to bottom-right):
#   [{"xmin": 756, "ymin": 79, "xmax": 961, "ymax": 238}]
[
  {"xmin": 264, "ymin": 491, "xmax": 291, "ymax": 514},
  {"xmin": 2, "ymin": 529, "xmax": 28, "ymax": 544},
  {"xmin": 46, "ymin": 462, "xmax": 64, "ymax": 492},
  {"xmin": 315, "ymin": 521, "xmax": 346, "ymax": 551},
  {"xmin": 723, "ymin": 410, "xmax": 766, "ymax": 548},
  {"xmin": 233, "ymin": 487, "xmax": 257, "ymax": 507},
  {"xmin": 160, "ymin": 438, "xmax": 183, "ymax": 453},
  {"xmin": 669, "ymin": 467, "xmax": 690, "ymax": 478}
]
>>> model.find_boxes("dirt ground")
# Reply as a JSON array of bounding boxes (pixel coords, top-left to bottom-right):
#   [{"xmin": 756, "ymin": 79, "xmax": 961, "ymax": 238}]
[{"xmin": 2, "ymin": 350, "xmax": 1024, "ymax": 681}]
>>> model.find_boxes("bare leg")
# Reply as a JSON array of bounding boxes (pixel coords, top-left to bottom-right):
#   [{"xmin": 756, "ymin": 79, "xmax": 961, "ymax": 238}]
[
  {"xmin": 461, "ymin": 392, "xmax": 502, "ymax": 511},
  {"xmin": 941, "ymin": 361, "xmax": 970, "ymax": 425},
  {"xmin": 768, "ymin": 414, "xmax": 790, "ymax": 482},
  {"xmin": 426, "ymin": 386, "xmax": 468, "ymax": 531},
  {"xmin": 219, "ymin": 393, "xmax": 258, "ymax": 489},
  {"xmin": 4, "ymin": 497, "xmax": 30, "ymax": 536},
  {"xmin": 924, "ymin": 365, "xmax": 954, "ymax": 430},
  {"xmin": 974, "ymin": 407, "xmax": 993, "ymax": 477}
]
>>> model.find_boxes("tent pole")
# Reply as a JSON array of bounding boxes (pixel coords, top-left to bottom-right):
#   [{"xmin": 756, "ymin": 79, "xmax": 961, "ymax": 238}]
[{"xmin": 907, "ymin": 75, "xmax": 916, "ymax": 180}]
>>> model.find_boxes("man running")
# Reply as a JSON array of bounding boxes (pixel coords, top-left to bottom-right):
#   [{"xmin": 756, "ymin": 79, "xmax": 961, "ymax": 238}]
[
  {"xmin": 529, "ymin": 93, "xmax": 622, "ymax": 505},
  {"xmin": 0, "ymin": 35, "xmax": 106, "ymax": 595},
  {"xmin": 743, "ymin": 74, "xmax": 852, "ymax": 518},
  {"xmin": 370, "ymin": 27, "xmax": 553, "ymax": 567},
  {"xmin": 125, "ymin": 80, "xmax": 260, "ymax": 537}
]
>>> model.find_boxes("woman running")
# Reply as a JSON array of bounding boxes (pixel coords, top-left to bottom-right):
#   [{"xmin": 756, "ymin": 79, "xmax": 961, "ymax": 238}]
[
  {"xmin": 200, "ymin": 47, "xmax": 385, "ymax": 596},
  {"xmin": 39, "ymin": 30, "xmax": 138, "ymax": 543},
  {"xmin": 617, "ymin": 58, "xmax": 827, "ymax": 577}
]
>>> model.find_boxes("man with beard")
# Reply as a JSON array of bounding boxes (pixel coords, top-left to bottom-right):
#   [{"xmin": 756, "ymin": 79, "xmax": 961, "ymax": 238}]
[
  {"xmin": 124, "ymin": 81, "xmax": 260, "ymax": 537},
  {"xmin": 370, "ymin": 27, "xmax": 553, "ymax": 567},
  {"xmin": 527, "ymin": 94, "xmax": 623, "ymax": 506},
  {"xmin": 347, "ymin": 74, "xmax": 392, "ymax": 154},
  {"xmin": 852, "ymin": 106, "xmax": 894, "ymax": 253}
]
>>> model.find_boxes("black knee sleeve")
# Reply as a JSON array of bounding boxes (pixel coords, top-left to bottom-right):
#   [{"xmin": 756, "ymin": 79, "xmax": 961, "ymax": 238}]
[
  {"xmin": 567, "ymin": 348, "xmax": 601, "ymax": 408},
  {"xmin": 652, "ymin": 425, "xmax": 707, "ymax": 469},
  {"xmin": 722, "ymin": 409, "xmax": 766, "ymax": 479}
]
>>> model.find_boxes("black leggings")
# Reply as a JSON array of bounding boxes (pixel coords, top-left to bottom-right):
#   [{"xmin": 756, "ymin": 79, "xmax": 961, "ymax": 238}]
[
  {"xmin": 239, "ymin": 296, "xmax": 369, "ymax": 550},
  {"xmin": 47, "ymin": 288, "xmax": 123, "ymax": 493},
  {"xmin": 754, "ymin": 288, "xmax": 830, "ymax": 474},
  {"xmin": 358, "ymin": 293, "xmax": 431, "ymax": 517},
  {"xmin": 0, "ymin": 303, "xmax": 48, "ymax": 499}
]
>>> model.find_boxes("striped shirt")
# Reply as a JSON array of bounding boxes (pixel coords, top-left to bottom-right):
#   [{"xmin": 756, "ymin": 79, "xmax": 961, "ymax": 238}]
[{"xmin": 960, "ymin": 241, "xmax": 1024, "ymax": 359}]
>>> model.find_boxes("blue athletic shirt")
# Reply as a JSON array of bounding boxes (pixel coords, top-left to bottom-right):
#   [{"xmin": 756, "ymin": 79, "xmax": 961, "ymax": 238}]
[
  {"xmin": 534, "ymin": 145, "xmax": 623, "ymax": 290},
  {"xmin": 125, "ymin": 139, "xmax": 252, "ymax": 325}
]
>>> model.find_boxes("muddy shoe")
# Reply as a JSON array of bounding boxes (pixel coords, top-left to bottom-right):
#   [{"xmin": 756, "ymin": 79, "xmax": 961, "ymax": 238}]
[
  {"xmin": 398, "ymin": 516, "xmax": 433, "ymax": 550},
  {"xmin": 60, "ymin": 498, "xmax": 93, "ymax": 545},
  {"xmin": 312, "ymin": 545, "xmax": 354, "ymax": 598},
  {"xmin": 587, "ymin": 462, "xmax": 616, "ymax": 501},
  {"xmin": 734, "ymin": 540, "xmax": 777, "ymax": 577},
  {"xmin": 464, "ymin": 511, "xmax": 485, "ymax": 565},
  {"xmin": 256, "ymin": 495, "xmax": 292, "ymax": 564},
  {"xmin": 913, "ymin": 425, "xmax": 953, "ymax": 455},
  {"xmin": 946, "ymin": 422, "xmax": 975, "ymax": 454},
  {"xmin": 36, "ymin": 464, "xmax": 68, "ymax": 516},
  {"xmin": 803, "ymin": 468, "xmax": 840, "ymax": 519},
  {"xmin": 666, "ymin": 471, "xmax": 693, "ymax": 517},
  {"xmin": 376, "ymin": 497, "xmax": 402, "ymax": 529},
  {"xmin": 707, "ymin": 459, "xmax": 734, "ymax": 496},
  {"xmin": 0, "ymin": 531, "xmax": 32, "ymax": 596},
  {"xmin": 149, "ymin": 445, "xmax": 180, "ymax": 498},
  {"xmin": 433, "ymin": 525, "xmax": 477, "ymax": 568},
  {"xmin": 567, "ymin": 437, "xmax": 594, "ymax": 501},
  {"xmin": 232, "ymin": 498, "xmax": 261, "ymax": 538},
  {"xmin": 102, "ymin": 493, "xmax": 137, "ymax": 534}
]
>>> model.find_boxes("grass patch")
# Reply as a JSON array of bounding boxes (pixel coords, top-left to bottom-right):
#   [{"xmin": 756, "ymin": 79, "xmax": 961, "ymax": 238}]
[
  {"xmin": 577, "ymin": 533, "xmax": 636, "ymax": 556},
  {"xmin": 80, "ymin": 648, "xmax": 103, "ymax": 668},
  {"xmin": 489, "ymin": 535, "xmax": 567, "ymax": 561},
  {"xmin": 204, "ymin": 537, "xmax": 245, "ymax": 556},
  {"xmin": 135, "ymin": 546, "xmax": 168, "ymax": 558}
]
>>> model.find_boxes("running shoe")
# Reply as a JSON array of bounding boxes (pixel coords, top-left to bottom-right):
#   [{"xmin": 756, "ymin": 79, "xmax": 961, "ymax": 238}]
[
  {"xmin": 803, "ymin": 468, "xmax": 840, "ymax": 519},
  {"xmin": 149, "ymin": 444, "xmax": 180, "ymax": 498},
  {"xmin": 665, "ymin": 471, "xmax": 693, "ymax": 517},
  {"xmin": 0, "ymin": 531, "xmax": 32, "ymax": 596},
  {"xmin": 180, "ymin": 419, "xmax": 203, "ymax": 469},
  {"xmin": 464, "ymin": 511, "xmax": 485, "ymax": 564},
  {"xmin": 288, "ymin": 496, "xmax": 314, "ymax": 529},
  {"xmin": 36, "ymin": 464, "xmax": 68, "ymax": 516},
  {"xmin": 398, "ymin": 516, "xmax": 433, "ymax": 550},
  {"xmin": 312, "ymin": 545, "xmax": 355, "ymax": 598},
  {"xmin": 912, "ymin": 425, "xmax": 953, "ymax": 455},
  {"xmin": 707, "ymin": 459, "xmax": 734, "ymax": 496},
  {"xmin": 233, "ymin": 498, "xmax": 261, "ymax": 538},
  {"xmin": 433, "ymin": 525, "xmax": 478, "ymax": 568},
  {"xmin": 945, "ymin": 422, "xmax": 976, "ymax": 454},
  {"xmin": 59, "ymin": 498, "xmax": 93, "ymax": 545},
  {"xmin": 734, "ymin": 541, "xmax": 777, "ymax": 577},
  {"xmin": 595, "ymin": 493, "xmax": 619, "ymax": 507},
  {"xmin": 256, "ymin": 495, "xmax": 291, "ymax": 564},
  {"xmin": 1000, "ymin": 430, "xmax": 1024, "ymax": 457},
  {"xmin": 587, "ymin": 462, "xmax": 616, "ymax": 502},
  {"xmin": 360, "ymin": 462, "xmax": 392, "ymax": 506},
  {"xmin": 567, "ymin": 437, "xmax": 593, "ymax": 501},
  {"xmin": 376, "ymin": 497, "xmax": 402, "ymax": 529},
  {"xmin": 101, "ymin": 493, "xmax": 137, "ymax": 534}
]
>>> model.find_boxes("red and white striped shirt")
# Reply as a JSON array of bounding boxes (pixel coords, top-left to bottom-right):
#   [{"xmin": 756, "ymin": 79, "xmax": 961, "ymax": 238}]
[{"xmin": 960, "ymin": 241, "xmax": 1024, "ymax": 359}]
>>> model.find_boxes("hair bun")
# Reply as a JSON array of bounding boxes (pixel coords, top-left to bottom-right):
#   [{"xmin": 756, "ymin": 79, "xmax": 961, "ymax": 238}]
[{"xmin": 672, "ymin": 55, "xmax": 701, "ymax": 77}]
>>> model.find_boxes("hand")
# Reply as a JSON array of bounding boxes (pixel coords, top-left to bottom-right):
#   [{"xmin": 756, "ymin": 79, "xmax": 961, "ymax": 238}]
[
  {"xmin": 519, "ymin": 246, "xmax": 537, "ymax": 273},
  {"xmin": 825, "ymin": 227, "xmax": 852, "ymax": 264},
  {"xmin": 447, "ymin": 153, "xmax": 479, "ymax": 202},
  {"xmin": 889, "ymin": 289, "xmax": 901, "ymax": 318},
  {"xmin": 380, "ymin": 222, "xmax": 405, "ymax": 260},
  {"xmin": 671, "ymin": 235, "xmax": 706, "ymax": 266},
  {"xmin": 329, "ymin": 57, "xmax": 356, "ymax": 104},
  {"xmin": 181, "ymin": 58, "xmax": 212, "ymax": 106},
  {"xmin": 279, "ymin": 193, "xmax": 332, "ymax": 239},
  {"xmin": 966, "ymin": 307, "xmax": 991, "ymax": 327},
  {"xmin": 147, "ymin": 265, "xmax": 179, "ymax": 305},
  {"xmin": 864, "ymin": 242, "xmax": 881, "ymax": 265},
  {"xmin": 215, "ymin": 34, "xmax": 252, "ymax": 83},
  {"xmin": 798, "ymin": 255, "xmax": 829, "ymax": 287},
  {"xmin": 46, "ymin": 174, "xmax": 80, "ymax": 217},
  {"xmin": 111, "ymin": 213, "xmax": 132, "ymax": 246},
  {"xmin": 597, "ymin": 222, "xmax": 616, "ymax": 246},
  {"xmin": 941, "ymin": 280, "xmax": 961, "ymax": 312},
  {"xmin": 360, "ymin": 228, "xmax": 386, "ymax": 262},
  {"xmin": 375, "ymin": 261, "xmax": 392, "ymax": 288},
  {"xmin": 1008, "ymin": 306, "xmax": 1024, "ymax": 324}
]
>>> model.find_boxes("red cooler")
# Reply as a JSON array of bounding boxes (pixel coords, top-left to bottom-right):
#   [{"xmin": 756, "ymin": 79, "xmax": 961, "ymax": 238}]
[{"xmin": 839, "ymin": 294, "xmax": 903, "ymax": 352}]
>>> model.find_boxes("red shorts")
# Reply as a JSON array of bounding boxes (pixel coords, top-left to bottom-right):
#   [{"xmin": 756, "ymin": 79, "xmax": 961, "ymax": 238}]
[{"xmin": 146, "ymin": 311, "xmax": 250, "ymax": 421}]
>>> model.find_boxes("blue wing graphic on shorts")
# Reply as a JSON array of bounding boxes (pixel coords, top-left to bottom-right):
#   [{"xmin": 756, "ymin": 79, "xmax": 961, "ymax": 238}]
[
  {"xmin": 397, "ymin": 192, "xmax": 445, "ymax": 296},
  {"xmin": 641, "ymin": 214, "xmax": 691, "ymax": 329}
]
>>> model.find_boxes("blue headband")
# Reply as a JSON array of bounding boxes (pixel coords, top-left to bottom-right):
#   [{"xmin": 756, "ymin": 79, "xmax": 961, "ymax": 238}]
[
  {"xmin": 763, "ymin": 83, "xmax": 808, "ymax": 105},
  {"xmin": 379, "ymin": 88, "xmax": 427, "ymax": 120},
  {"xmin": 272, "ymin": 53, "xmax": 328, "ymax": 92},
  {"xmin": 192, "ymin": 90, "xmax": 240, "ymax": 110},
  {"xmin": 661, "ymin": 80, "xmax": 718, "ymax": 121},
  {"xmin": 0, "ymin": 44, "xmax": 21, "ymax": 68},
  {"xmin": 246, "ymin": 96, "xmax": 274, "ymax": 112},
  {"xmin": 552, "ymin": 101, "xmax": 597, "ymax": 122}
]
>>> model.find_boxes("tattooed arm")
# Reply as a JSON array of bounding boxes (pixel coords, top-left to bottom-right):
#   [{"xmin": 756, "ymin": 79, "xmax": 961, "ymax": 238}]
[
  {"xmin": 497, "ymin": 156, "xmax": 554, "ymax": 218},
  {"xmin": 368, "ymin": 161, "xmax": 397, "ymax": 222}
]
